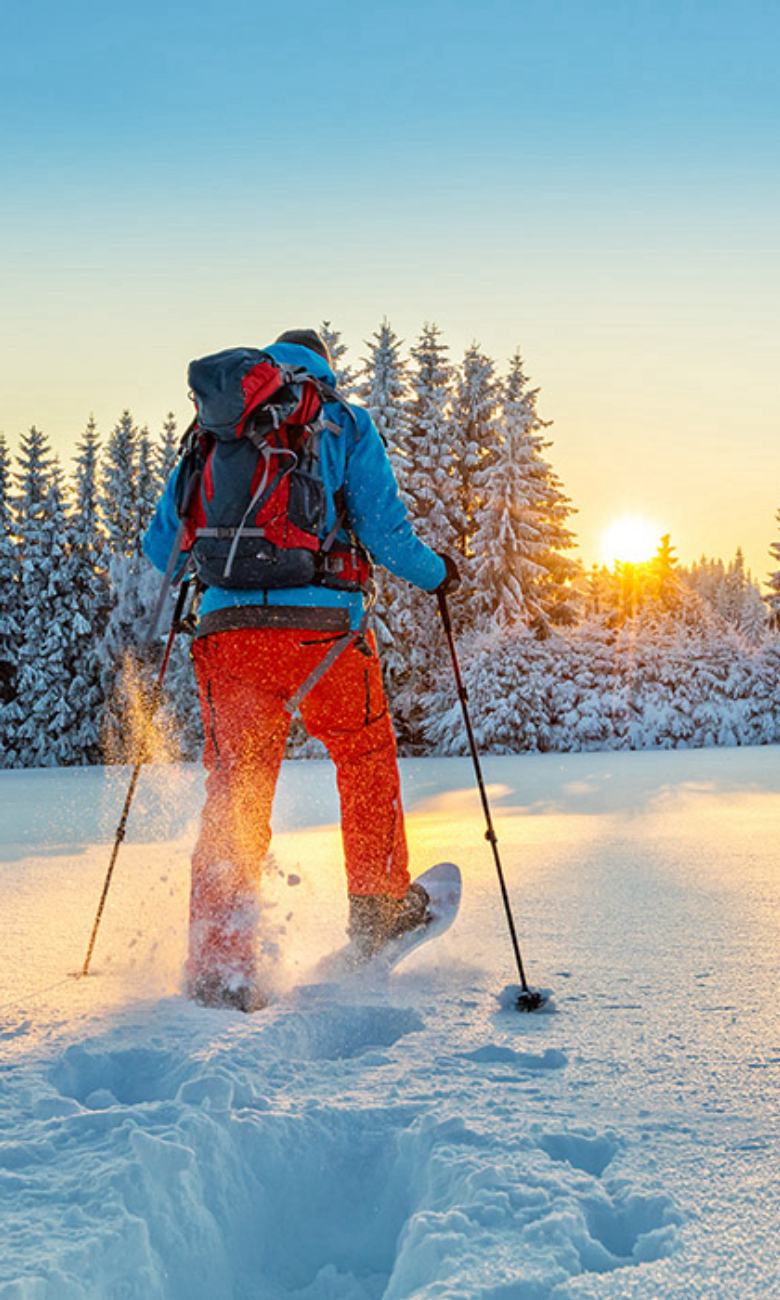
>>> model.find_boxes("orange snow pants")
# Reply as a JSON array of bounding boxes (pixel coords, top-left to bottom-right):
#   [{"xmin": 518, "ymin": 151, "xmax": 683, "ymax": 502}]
[{"xmin": 189, "ymin": 627, "xmax": 410, "ymax": 979}]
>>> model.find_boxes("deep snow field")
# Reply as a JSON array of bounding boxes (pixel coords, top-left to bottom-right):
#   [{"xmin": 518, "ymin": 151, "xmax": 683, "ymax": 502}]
[{"xmin": 2, "ymin": 746, "xmax": 780, "ymax": 1299}]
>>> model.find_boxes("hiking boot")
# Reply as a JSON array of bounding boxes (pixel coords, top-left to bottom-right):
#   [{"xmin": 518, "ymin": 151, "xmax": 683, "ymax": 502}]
[
  {"xmin": 187, "ymin": 971, "xmax": 267, "ymax": 1013},
  {"xmin": 391, "ymin": 881, "xmax": 431, "ymax": 940},
  {"xmin": 347, "ymin": 894, "xmax": 398, "ymax": 960},
  {"xmin": 347, "ymin": 882, "xmax": 431, "ymax": 961}
]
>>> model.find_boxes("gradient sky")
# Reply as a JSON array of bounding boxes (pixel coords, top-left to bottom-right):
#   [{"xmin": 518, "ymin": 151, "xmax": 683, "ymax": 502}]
[{"xmin": 2, "ymin": 0, "xmax": 779, "ymax": 579}]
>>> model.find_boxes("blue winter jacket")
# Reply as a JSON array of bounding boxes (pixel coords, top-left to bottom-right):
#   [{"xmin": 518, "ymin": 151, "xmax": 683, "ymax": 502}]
[{"xmin": 143, "ymin": 342, "xmax": 446, "ymax": 631}]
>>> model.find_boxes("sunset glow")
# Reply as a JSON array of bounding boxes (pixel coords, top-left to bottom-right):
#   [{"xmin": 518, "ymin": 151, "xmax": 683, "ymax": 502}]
[{"xmin": 601, "ymin": 516, "xmax": 661, "ymax": 566}]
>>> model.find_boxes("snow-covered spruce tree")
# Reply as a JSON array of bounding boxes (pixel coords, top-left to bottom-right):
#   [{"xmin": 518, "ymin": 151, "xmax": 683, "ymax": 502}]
[
  {"xmin": 137, "ymin": 426, "xmax": 159, "ymax": 540},
  {"xmin": 717, "ymin": 548, "xmax": 748, "ymax": 623},
  {"xmin": 12, "ymin": 430, "xmax": 79, "ymax": 767},
  {"xmin": 101, "ymin": 410, "xmax": 139, "ymax": 556},
  {"xmin": 738, "ymin": 577, "xmax": 769, "ymax": 646},
  {"xmin": 471, "ymin": 350, "xmax": 579, "ymax": 630},
  {"xmin": 446, "ymin": 344, "xmax": 502, "ymax": 625},
  {"xmin": 64, "ymin": 417, "xmax": 111, "ymax": 763},
  {"xmin": 647, "ymin": 534, "xmax": 683, "ymax": 612},
  {"xmin": 403, "ymin": 324, "xmax": 457, "ymax": 543},
  {"xmin": 351, "ymin": 320, "xmax": 414, "ymax": 732},
  {"xmin": 320, "ymin": 321, "xmax": 356, "ymax": 396},
  {"xmin": 503, "ymin": 353, "xmax": 579, "ymax": 626},
  {"xmin": 757, "ymin": 634, "xmax": 780, "ymax": 743},
  {"xmin": 355, "ymin": 319, "xmax": 408, "ymax": 448},
  {"xmin": 0, "ymin": 435, "xmax": 21, "ymax": 766},
  {"xmin": 765, "ymin": 512, "xmax": 780, "ymax": 630},
  {"xmin": 156, "ymin": 412, "xmax": 179, "ymax": 486},
  {"xmin": 716, "ymin": 549, "xmax": 767, "ymax": 645},
  {"xmin": 380, "ymin": 324, "xmax": 457, "ymax": 747},
  {"xmin": 682, "ymin": 555, "xmax": 724, "ymax": 601},
  {"xmin": 584, "ymin": 564, "xmax": 620, "ymax": 621},
  {"xmin": 683, "ymin": 550, "xmax": 767, "ymax": 645},
  {"xmin": 99, "ymin": 411, "xmax": 162, "ymax": 761}
]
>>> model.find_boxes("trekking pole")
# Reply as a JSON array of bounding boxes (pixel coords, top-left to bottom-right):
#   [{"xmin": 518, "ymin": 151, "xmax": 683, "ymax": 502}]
[
  {"xmin": 80, "ymin": 579, "xmax": 192, "ymax": 978},
  {"xmin": 437, "ymin": 590, "xmax": 545, "ymax": 1011}
]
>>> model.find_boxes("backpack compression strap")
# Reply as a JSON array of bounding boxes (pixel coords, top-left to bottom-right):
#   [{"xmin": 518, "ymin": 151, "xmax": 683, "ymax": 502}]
[{"xmin": 219, "ymin": 443, "xmax": 297, "ymax": 582}]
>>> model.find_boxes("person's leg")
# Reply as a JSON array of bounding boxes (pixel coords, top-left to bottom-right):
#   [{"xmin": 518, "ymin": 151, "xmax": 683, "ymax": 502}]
[
  {"xmin": 189, "ymin": 629, "xmax": 293, "ymax": 997},
  {"xmin": 299, "ymin": 632, "xmax": 411, "ymax": 905}
]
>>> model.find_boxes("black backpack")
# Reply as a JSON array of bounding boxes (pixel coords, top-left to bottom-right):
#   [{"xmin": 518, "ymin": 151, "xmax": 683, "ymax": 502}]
[{"xmin": 176, "ymin": 347, "xmax": 370, "ymax": 592}]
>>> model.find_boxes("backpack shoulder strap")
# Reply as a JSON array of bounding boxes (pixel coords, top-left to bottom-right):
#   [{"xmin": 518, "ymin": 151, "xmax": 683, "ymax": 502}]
[
  {"xmin": 145, "ymin": 420, "xmax": 202, "ymax": 645},
  {"xmin": 315, "ymin": 380, "xmax": 361, "ymax": 437}
]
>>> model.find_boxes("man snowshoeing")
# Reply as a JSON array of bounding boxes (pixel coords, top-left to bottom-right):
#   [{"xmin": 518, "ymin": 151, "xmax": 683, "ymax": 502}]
[{"xmin": 144, "ymin": 329, "xmax": 459, "ymax": 1010}]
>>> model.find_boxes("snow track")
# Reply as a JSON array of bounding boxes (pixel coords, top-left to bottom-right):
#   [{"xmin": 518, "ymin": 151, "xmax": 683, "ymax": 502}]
[
  {"xmin": 3, "ymin": 748, "xmax": 780, "ymax": 1297},
  {"xmin": 3, "ymin": 990, "xmax": 679, "ymax": 1300}
]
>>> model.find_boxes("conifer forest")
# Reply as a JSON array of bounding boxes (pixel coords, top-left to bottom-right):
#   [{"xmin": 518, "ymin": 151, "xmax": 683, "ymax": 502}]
[{"xmin": 2, "ymin": 321, "xmax": 780, "ymax": 769}]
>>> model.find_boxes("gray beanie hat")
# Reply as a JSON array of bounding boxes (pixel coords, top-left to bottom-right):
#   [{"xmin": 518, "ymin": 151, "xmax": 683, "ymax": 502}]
[{"xmin": 274, "ymin": 329, "xmax": 331, "ymax": 362}]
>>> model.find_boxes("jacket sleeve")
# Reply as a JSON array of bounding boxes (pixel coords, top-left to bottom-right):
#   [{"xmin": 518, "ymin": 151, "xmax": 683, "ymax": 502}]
[
  {"xmin": 342, "ymin": 408, "xmax": 447, "ymax": 592},
  {"xmin": 142, "ymin": 466, "xmax": 183, "ymax": 575}
]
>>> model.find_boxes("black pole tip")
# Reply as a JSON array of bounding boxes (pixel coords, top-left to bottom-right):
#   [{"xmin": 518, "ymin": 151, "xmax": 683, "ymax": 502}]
[
  {"xmin": 515, "ymin": 989, "xmax": 547, "ymax": 1012},
  {"xmin": 496, "ymin": 983, "xmax": 554, "ymax": 1013}
]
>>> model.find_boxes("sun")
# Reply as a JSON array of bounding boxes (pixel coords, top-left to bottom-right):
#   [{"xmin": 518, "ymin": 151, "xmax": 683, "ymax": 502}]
[{"xmin": 601, "ymin": 515, "xmax": 661, "ymax": 566}]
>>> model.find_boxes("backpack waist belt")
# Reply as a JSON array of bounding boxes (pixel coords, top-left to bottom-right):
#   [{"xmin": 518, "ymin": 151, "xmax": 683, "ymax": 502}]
[{"xmin": 196, "ymin": 606, "xmax": 351, "ymax": 638}]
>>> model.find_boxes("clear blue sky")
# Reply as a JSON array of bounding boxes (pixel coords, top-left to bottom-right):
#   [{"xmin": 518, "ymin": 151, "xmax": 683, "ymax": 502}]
[{"xmin": 2, "ymin": 0, "xmax": 779, "ymax": 576}]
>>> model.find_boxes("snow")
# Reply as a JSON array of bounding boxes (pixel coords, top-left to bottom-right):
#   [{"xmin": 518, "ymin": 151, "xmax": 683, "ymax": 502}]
[{"xmin": 2, "ymin": 747, "xmax": 780, "ymax": 1297}]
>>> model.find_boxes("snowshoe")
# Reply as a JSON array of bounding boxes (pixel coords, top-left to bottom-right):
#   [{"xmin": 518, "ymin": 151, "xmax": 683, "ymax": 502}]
[
  {"xmin": 347, "ymin": 880, "xmax": 432, "ymax": 961},
  {"xmin": 317, "ymin": 862, "xmax": 462, "ymax": 979}
]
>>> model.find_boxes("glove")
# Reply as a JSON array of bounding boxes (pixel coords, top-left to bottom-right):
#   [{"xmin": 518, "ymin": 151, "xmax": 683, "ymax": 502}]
[{"xmin": 435, "ymin": 552, "xmax": 461, "ymax": 597}]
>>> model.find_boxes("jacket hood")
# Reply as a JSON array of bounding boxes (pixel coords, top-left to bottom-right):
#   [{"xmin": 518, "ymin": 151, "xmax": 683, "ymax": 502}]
[{"xmin": 265, "ymin": 342, "xmax": 337, "ymax": 388}]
